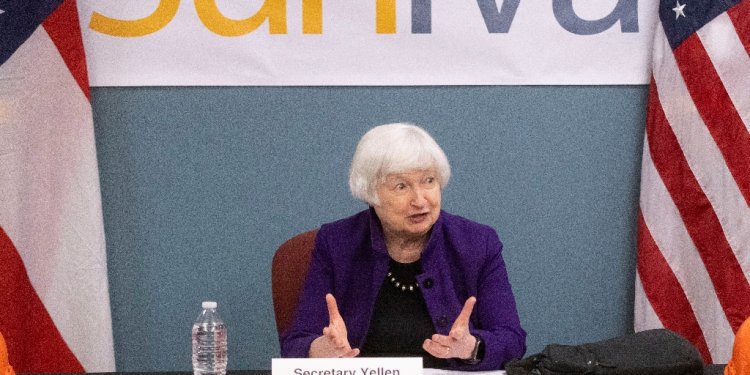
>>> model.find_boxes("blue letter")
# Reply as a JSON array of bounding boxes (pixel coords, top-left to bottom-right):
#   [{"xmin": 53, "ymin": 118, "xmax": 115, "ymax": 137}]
[
  {"xmin": 412, "ymin": 0, "xmax": 431, "ymax": 33},
  {"xmin": 477, "ymin": 0, "xmax": 520, "ymax": 33},
  {"xmin": 553, "ymin": 0, "xmax": 638, "ymax": 35}
]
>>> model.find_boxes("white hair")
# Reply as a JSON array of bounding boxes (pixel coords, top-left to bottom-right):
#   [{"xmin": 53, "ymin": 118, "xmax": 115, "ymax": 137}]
[{"xmin": 349, "ymin": 123, "xmax": 451, "ymax": 205}]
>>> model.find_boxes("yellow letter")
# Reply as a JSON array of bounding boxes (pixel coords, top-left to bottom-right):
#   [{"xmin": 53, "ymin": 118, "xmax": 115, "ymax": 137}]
[
  {"xmin": 195, "ymin": 0, "xmax": 287, "ymax": 36},
  {"xmin": 89, "ymin": 0, "xmax": 180, "ymax": 37},
  {"xmin": 376, "ymin": 0, "xmax": 396, "ymax": 34},
  {"xmin": 302, "ymin": 0, "xmax": 322, "ymax": 34}
]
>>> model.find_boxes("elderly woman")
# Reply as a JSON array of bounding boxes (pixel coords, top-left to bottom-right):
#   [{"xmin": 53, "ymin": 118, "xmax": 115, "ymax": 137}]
[{"xmin": 280, "ymin": 123, "xmax": 526, "ymax": 370}]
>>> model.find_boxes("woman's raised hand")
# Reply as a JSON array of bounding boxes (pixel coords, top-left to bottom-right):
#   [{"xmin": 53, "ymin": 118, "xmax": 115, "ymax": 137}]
[
  {"xmin": 422, "ymin": 296, "xmax": 478, "ymax": 360},
  {"xmin": 308, "ymin": 293, "xmax": 360, "ymax": 358}
]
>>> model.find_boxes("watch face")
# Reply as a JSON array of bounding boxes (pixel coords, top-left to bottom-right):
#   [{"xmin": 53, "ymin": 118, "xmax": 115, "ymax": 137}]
[
  {"xmin": 466, "ymin": 337, "xmax": 483, "ymax": 364},
  {"xmin": 474, "ymin": 338, "xmax": 482, "ymax": 353}
]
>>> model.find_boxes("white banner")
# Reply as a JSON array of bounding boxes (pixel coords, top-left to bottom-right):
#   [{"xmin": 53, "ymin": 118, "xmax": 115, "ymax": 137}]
[{"xmin": 78, "ymin": 0, "xmax": 659, "ymax": 86}]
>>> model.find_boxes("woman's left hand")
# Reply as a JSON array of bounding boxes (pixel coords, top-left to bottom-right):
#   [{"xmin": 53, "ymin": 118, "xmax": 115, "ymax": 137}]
[{"xmin": 422, "ymin": 296, "xmax": 478, "ymax": 360}]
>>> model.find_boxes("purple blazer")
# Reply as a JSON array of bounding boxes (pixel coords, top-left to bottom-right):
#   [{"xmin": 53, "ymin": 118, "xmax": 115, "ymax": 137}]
[{"xmin": 280, "ymin": 209, "xmax": 526, "ymax": 370}]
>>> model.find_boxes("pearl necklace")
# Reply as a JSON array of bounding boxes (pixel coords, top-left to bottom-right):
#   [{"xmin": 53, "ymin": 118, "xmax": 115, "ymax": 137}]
[{"xmin": 387, "ymin": 271, "xmax": 419, "ymax": 293}]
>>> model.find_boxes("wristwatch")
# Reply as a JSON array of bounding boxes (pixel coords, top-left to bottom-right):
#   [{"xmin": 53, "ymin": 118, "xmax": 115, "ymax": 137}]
[{"xmin": 463, "ymin": 336, "xmax": 483, "ymax": 365}]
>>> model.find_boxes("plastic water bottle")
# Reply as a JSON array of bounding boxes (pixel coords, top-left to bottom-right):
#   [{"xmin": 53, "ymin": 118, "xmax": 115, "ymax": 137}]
[{"xmin": 192, "ymin": 301, "xmax": 227, "ymax": 375}]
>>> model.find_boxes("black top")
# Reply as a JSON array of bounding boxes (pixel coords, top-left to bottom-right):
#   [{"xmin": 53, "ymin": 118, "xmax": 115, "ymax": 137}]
[{"xmin": 360, "ymin": 259, "xmax": 448, "ymax": 369}]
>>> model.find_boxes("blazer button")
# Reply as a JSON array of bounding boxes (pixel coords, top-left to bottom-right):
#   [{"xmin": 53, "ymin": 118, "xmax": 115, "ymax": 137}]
[
  {"xmin": 423, "ymin": 278, "xmax": 434, "ymax": 289},
  {"xmin": 437, "ymin": 315, "xmax": 449, "ymax": 328}
]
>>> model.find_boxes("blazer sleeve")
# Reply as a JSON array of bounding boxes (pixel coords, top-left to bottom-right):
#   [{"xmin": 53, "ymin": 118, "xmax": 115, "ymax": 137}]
[{"xmin": 453, "ymin": 230, "xmax": 527, "ymax": 370}]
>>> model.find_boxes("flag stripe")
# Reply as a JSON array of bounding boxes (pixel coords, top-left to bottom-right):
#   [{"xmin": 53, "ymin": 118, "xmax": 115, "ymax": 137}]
[
  {"xmin": 633, "ymin": 273, "xmax": 663, "ymax": 331},
  {"xmin": 673, "ymin": 35, "xmax": 750, "ymax": 206},
  {"xmin": 728, "ymin": 0, "xmax": 750, "ymax": 54},
  {"xmin": 637, "ymin": 0, "xmax": 749, "ymax": 363},
  {"xmin": 636, "ymin": 211, "xmax": 711, "ymax": 362},
  {"xmin": 639, "ymin": 126, "xmax": 734, "ymax": 362},
  {"xmin": 698, "ymin": 13, "xmax": 750, "ymax": 135},
  {"xmin": 654, "ymin": 24, "xmax": 750, "ymax": 283},
  {"xmin": 0, "ymin": 1, "xmax": 115, "ymax": 371},
  {"xmin": 42, "ymin": 0, "xmax": 90, "ymax": 100},
  {"xmin": 0, "ymin": 227, "xmax": 84, "ymax": 373},
  {"xmin": 646, "ymin": 80, "xmax": 750, "ymax": 332}
]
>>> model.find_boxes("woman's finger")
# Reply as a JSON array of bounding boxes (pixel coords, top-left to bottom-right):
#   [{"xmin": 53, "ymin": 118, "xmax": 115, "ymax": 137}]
[
  {"xmin": 429, "ymin": 334, "xmax": 453, "ymax": 347},
  {"xmin": 422, "ymin": 339, "xmax": 451, "ymax": 359},
  {"xmin": 451, "ymin": 296, "xmax": 476, "ymax": 330},
  {"xmin": 326, "ymin": 293, "xmax": 343, "ymax": 322}
]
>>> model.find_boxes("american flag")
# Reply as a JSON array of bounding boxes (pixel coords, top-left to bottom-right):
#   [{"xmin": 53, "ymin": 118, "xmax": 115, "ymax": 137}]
[
  {"xmin": 634, "ymin": 0, "xmax": 750, "ymax": 364},
  {"xmin": 0, "ymin": 0, "xmax": 115, "ymax": 371}
]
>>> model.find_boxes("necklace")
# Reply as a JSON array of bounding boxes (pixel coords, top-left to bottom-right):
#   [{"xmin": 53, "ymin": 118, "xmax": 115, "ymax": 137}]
[{"xmin": 387, "ymin": 271, "xmax": 419, "ymax": 293}]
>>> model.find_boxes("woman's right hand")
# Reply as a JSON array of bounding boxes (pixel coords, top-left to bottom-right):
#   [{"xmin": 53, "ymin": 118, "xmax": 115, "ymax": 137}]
[{"xmin": 308, "ymin": 293, "xmax": 360, "ymax": 358}]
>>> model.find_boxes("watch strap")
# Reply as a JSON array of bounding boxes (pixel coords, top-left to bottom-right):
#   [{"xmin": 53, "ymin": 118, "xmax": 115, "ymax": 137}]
[{"xmin": 463, "ymin": 336, "xmax": 483, "ymax": 365}]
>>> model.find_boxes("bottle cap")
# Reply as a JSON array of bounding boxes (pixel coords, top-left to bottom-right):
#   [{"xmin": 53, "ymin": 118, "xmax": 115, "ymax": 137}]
[{"xmin": 202, "ymin": 301, "xmax": 217, "ymax": 309}]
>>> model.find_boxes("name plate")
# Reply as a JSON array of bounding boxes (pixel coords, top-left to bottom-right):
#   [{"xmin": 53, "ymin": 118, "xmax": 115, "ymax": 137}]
[{"xmin": 272, "ymin": 357, "xmax": 422, "ymax": 375}]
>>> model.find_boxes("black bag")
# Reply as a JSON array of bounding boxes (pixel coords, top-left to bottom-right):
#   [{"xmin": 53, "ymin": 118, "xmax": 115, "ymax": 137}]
[{"xmin": 505, "ymin": 329, "xmax": 704, "ymax": 375}]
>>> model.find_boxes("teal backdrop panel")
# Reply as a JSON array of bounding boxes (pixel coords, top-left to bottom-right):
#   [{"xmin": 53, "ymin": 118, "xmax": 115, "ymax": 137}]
[{"xmin": 91, "ymin": 85, "xmax": 648, "ymax": 371}]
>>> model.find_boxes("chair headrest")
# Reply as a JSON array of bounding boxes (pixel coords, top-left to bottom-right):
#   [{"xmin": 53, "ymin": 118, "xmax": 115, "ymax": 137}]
[
  {"xmin": 0, "ymin": 331, "xmax": 15, "ymax": 375},
  {"xmin": 726, "ymin": 318, "xmax": 750, "ymax": 375}
]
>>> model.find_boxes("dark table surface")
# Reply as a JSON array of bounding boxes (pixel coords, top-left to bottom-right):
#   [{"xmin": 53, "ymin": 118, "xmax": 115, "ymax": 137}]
[
  {"xmin": 21, "ymin": 373, "xmax": 269, "ymax": 375},
  {"xmin": 22, "ymin": 365, "xmax": 727, "ymax": 375}
]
